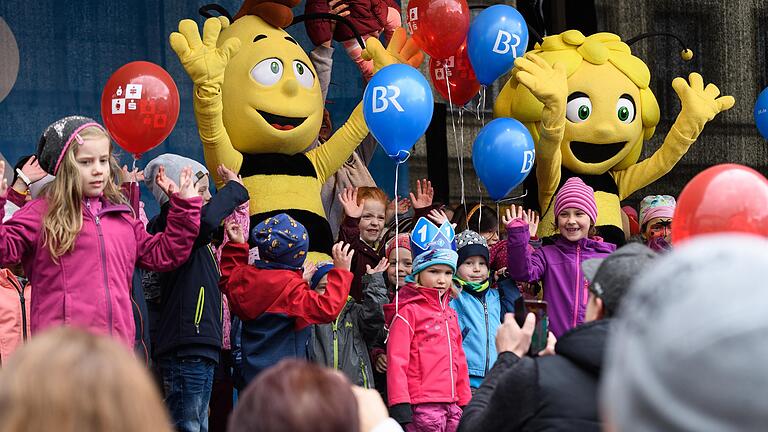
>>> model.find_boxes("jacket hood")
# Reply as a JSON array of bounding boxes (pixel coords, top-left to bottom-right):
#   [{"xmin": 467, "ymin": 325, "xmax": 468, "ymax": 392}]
[
  {"xmin": 0, "ymin": 269, "xmax": 23, "ymax": 291},
  {"xmin": 554, "ymin": 319, "xmax": 611, "ymax": 375},
  {"xmin": 383, "ymin": 283, "xmax": 447, "ymax": 324}
]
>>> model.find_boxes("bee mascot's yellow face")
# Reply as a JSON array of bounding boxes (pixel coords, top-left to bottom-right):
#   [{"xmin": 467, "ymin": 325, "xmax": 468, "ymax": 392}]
[
  {"xmin": 494, "ymin": 30, "xmax": 660, "ymax": 176},
  {"xmin": 219, "ymin": 15, "xmax": 324, "ymax": 155}
]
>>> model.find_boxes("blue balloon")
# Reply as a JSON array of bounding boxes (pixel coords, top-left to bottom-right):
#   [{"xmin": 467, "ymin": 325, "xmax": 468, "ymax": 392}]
[
  {"xmin": 472, "ymin": 118, "xmax": 535, "ymax": 201},
  {"xmin": 363, "ymin": 64, "xmax": 434, "ymax": 162},
  {"xmin": 755, "ymin": 87, "xmax": 768, "ymax": 140},
  {"xmin": 467, "ymin": 5, "xmax": 529, "ymax": 86}
]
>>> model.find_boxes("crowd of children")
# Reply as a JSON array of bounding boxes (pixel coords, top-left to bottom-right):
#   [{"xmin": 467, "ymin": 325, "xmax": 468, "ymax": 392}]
[{"xmin": 0, "ymin": 112, "xmax": 699, "ymax": 432}]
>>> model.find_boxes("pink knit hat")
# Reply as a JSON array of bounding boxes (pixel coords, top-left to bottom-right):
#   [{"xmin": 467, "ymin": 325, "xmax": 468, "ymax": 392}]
[
  {"xmin": 555, "ymin": 177, "xmax": 598, "ymax": 223},
  {"xmin": 385, "ymin": 233, "xmax": 411, "ymax": 259}
]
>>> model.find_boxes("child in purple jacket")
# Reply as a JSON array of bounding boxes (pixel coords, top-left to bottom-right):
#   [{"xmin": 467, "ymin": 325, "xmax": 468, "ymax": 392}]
[{"xmin": 504, "ymin": 177, "xmax": 616, "ymax": 337}]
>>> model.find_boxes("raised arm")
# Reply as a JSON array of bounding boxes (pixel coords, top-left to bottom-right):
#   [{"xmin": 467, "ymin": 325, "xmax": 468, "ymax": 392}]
[
  {"xmin": 170, "ymin": 17, "xmax": 244, "ymax": 186},
  {"xmin": 614, "ymin": 73, "xmax": 734, "ymax": 199},
  {"xmin": 307, "ymin": 28, "xmax": 425, "ymax": 182}
]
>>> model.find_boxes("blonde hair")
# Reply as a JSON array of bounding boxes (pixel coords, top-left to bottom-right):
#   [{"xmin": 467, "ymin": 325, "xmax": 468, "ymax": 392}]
[
  {"xmin": 42, "ymin": 127, "xmax": 127, "ymax": 260},
  {"xmin": 0, "ymin": 327, "xmax": 172, "ymax": 432},
  {"xmin": 494, "ymin": 30, "xmax": 661, "ymax": 169}
]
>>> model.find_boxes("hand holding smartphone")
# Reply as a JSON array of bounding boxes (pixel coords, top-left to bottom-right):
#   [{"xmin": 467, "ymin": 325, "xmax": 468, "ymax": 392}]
[{"xmin": 514, "ymin": 298, "xmax": 549, "ymax": 356}]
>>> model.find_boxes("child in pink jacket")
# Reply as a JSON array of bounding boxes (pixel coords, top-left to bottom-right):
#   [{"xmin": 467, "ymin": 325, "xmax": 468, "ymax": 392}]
[
  {"xmin": 0, "ymin": 116, "xmax": 202, "ymax": 348},
  {"xmin": 385, "ymin": 244, "xmax": 471, "ymax": 431}
]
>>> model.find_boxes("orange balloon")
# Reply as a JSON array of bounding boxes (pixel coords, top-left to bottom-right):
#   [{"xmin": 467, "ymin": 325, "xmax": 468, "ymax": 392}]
[{"xmin": 673, "ymin": 164, "xmax": 768, "ymax": 243}]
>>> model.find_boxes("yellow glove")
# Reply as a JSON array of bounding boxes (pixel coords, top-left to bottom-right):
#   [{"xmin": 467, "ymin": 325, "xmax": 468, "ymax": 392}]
[
  {"xmin": 514, "ymin": 53, "xmax": 568, "ymax": 132},
  {"xmin": 672, "ymin": 72, "xmax": 735, "ymax": 139},
  {"xmin": 361, "ymin": 27, "xmax": 425, "ymax": 74},
  {"xmin": 169, "ymin": 17, "xmax": 241, "ymax": 92}
]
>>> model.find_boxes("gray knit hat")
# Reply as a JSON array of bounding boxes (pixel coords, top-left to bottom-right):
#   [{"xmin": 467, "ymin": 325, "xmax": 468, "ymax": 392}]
[
  {"xmin": 601, "ymin": 234, "xmax": 768, "ymax": 432},
  {"xmin": 456, "ymin": 230, "xmax": 489, "ymax": 266},
  {"xmin": 581, "ymin": 243, "xmax": 656, "ymax": 317},
  {"xmin": 144, "ymin": 154, "xmax": 208, "ymax": 205},
  {"xmin": 36, "ymin": 116, "xmax": 106, "ymax": 175}
]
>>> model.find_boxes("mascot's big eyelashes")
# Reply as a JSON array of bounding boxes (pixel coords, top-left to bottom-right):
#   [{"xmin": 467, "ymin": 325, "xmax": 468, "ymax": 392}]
[{"xmin": 495, "ymin": 30, "xmax": 734, "ymax": 245}]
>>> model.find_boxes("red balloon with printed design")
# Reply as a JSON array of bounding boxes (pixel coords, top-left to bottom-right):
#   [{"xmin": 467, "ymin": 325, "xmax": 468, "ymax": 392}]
[
  {"xmin": 672, "ymin": 164, "xmax": 768, "ymax": 243},
  {"xmin": 100, "ymin": 61, "xmax": 180, "ymax": 159},
  {"xmin": 429, "ymin": 41, "xmax": 480, "ymax": 106},
  {"xmin": 406, "ymin": 0, "xmax": 470, "ymax": 60}
]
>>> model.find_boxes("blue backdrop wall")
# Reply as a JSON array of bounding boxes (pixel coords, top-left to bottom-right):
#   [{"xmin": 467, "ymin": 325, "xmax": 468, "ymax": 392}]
[{"xmin": 0, "ymin": 0, "xmax": 408, "ymax": 217}]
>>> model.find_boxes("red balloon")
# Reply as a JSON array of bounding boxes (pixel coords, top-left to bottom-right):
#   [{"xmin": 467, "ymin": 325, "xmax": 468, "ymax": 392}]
[
  {"xmin": 100, "ymin": 61, "xmax": 180, "ymax": 159},
  {"xmin": 429, "ymin": 41, "xmax": 480, "ymax": 106},
  {"xmin": 673, "ymin": 164, "xmax": 768, "ymax": 243},
  {"xmin": 406, "ymin": 0, "xmax": 470, "ymax": 60}
]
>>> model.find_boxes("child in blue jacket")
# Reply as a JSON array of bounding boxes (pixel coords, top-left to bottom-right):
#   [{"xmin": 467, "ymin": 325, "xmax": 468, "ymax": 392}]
[{"xmin": 450, "ymin": 230, "xmax": 501, "ymax": 390}]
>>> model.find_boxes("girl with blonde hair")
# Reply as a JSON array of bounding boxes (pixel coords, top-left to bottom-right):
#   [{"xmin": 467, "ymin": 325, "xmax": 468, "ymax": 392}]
[
  {"xmin": 0, "ymin": 327, "xmax": 173, "ymax": 432},
  {"xmin": 0, "ymin": 116, "xmax": 202, "ymax": 347}
]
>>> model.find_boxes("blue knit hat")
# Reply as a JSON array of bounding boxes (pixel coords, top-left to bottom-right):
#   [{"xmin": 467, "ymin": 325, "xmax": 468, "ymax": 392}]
[
  {"xmin": 311, "ymin": 262, "xmax": 334, "ymax": 289},
  {"xmin": 405, "ymin": 248, "xmax": 459, "ymax": 283},
  {"xmin": 251, "ymin": 213, "xmax": 308, "ymax": 269}
]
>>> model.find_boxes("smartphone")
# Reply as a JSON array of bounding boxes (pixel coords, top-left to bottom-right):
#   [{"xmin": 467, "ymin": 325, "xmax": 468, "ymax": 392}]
[{"xmin": 514, "ymin": 298, "xmax": 549, "ymax": 356}]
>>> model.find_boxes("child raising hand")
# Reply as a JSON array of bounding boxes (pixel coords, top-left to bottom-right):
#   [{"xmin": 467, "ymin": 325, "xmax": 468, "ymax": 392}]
[{"xmin": 0, "ymin": 116, "xmax": 202, "ymax": 348}]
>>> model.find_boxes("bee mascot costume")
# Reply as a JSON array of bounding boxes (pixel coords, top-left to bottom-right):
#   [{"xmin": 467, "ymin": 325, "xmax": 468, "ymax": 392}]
[
  {"xmin": 494, "ymin": 30, "xmax": 735, "ymax": 245},
  {"xmin": 170, "ymin": 0, "xmax": 423, "ymax": 262}
]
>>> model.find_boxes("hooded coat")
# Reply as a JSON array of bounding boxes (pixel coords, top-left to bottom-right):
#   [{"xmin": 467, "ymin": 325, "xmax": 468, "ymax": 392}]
[
  {"xmin": 384, "ymin": 282, "xmax": 472, "ymax": 422},
  {"xmin": 506, "ymin": 221, "xmax": 615, "ymax": 337},
  {"xmin": 309, "ymin": 272, "xmax": 388, "ymax": 388},
  {"xmin": 458, "ymin": 319, "xmax": 611, "ymax": 432}
]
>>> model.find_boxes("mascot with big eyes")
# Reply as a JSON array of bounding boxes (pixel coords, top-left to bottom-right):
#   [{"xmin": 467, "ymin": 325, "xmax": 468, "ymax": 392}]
[
  {"xmin": 170, "ymin": 0, "xmax": 423, "ymax": 262},
  {"xmin": 494, "ymin": 30, "xmax": 735, "ymax": 245}
]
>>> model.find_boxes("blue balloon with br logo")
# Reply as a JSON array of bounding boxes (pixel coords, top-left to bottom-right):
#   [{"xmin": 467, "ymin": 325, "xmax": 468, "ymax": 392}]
[
  {"xmin": 472, "ymin": 117, "xmax": 535, "ymax": 201},
  {"xmin": 467, "ymin": 4, "xmax": 529, "ymax": 86},
  {"xmin": 363, "ymin": 64, "xmax": 434, "ymax": 162},
  {"xmin": 755, "ymin": 87, "xmax": 768, "ymax": 140}
]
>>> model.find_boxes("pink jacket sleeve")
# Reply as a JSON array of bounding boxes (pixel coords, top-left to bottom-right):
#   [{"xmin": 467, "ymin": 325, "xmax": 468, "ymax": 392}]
[
  {"xmin": 134, "ymin": 194, "xmax": 202, "ymax": 272},
  {"xmin": 387, "ymin": 308, "xmax": 414, "ymax": 406},
  {"xmin": 0, "ymin": 197, "xmax": 42, "ymax": 267}
]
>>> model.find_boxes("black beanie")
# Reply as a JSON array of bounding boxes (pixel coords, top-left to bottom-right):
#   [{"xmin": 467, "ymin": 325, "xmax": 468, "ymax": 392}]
[
  {"xmin": 36, "ymin": 116, "xmax": 105, "ymax": 175},
  {"xmin": 456, "ymin": 230, "xmax": 490, "ymax": 265}
]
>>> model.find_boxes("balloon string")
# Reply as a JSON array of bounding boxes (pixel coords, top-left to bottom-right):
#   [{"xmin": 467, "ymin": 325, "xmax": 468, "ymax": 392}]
[
  {"xmin": 478, "ymin": 177, "xmax": 483, "ymax": 232},
  {"xmin": 475, "ymin": 86, "xmax": 483, "ymax": 121},
  {"xmin": 444, "ymin": 64, "xmax": 465, "ymax": 209},
  {"xmin": 481, "ymin": 86, "xmax": 486, "ymax": 126},
  {"xmin": 496, "ymin": 201, "xmax": 501, "ymax": 238},
  {"xmin": 495, "ymin": 189, "xmax": 529, "ymax": 203},
  {"xmin": 393, "ymin": 160, "xmax": 401, "ymax": 324},
  {"xmin": 459, "ymin": 109, "xmax": 467, "ymax": 216}
]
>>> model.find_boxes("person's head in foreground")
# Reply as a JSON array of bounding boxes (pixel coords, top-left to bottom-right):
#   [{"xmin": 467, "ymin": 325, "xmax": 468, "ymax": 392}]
[
  {"xmin": 601, "ymin": 234, "xmax": 768, "ymax": 432},
  {"xmin": 229, "ymin": 358, "xmax": 359, "ymax": 432},
  {"xmin": 0, "ymin": 327, "xmax": 172, "ymax": 432},
  {"xmin": 581, "ymin": 243, "xmax": 656, "ymax": 322}
]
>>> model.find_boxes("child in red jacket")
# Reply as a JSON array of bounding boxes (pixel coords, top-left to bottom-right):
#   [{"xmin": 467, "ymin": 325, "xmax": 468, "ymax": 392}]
[
  {"xmin": 219, "ymin": 213, "xmax": 355, "ymax": 385},
  {"xmin": 305, "ymin": 0, "xmax": 402, "ymax": 81},
  {"xmin": 385, "ymin": 244, "xmax": 471, "ymax": 431}
]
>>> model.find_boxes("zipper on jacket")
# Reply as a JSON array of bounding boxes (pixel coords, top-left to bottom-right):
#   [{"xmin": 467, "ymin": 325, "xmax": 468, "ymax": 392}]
[
  {"xmin": 332, "ymin": 315, "xmax": 341, "ymax": 370},
  {"xmin": 6, "ymin": 276, "xmax": 27, "ymax": 342},
  {"xmin": 440, "ymin": 291, "xmax": 456, "ymax": 400},
  {"xmin": 482, "ymin": 297, "xmax": 490, "ymax": 375},
  {"xmin": 195, "ymin": 287, "xmax": 205, "ymax": 334},
  {"xmin": 90, "ymin": 200, "xmax": 114, "ymax": 336},
  {"xmin": 573, "ymin": 244, "xmax": 581, "ymax": 327},
  {"xmin": 360, "ymin": 359, "xmax": 369, "ymax": 389}
]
